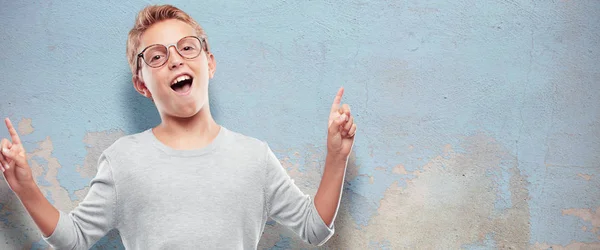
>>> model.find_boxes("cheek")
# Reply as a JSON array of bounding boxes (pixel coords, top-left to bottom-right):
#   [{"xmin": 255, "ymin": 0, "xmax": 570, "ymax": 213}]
[{"xmin": 142, "ymin": 70, "xmax": 167, "ymax": 93}]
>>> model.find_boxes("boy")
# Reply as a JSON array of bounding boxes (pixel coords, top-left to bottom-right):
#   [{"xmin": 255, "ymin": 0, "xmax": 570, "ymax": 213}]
[{"xmin": 0, "ymin": 4, "xmax": 356, "ymax": 249}]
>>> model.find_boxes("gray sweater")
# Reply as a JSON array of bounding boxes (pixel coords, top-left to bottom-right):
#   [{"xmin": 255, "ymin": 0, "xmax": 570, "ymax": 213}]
[{"xmin": 42, "ymin": 126, "xmax": 335, "ymax": 249}]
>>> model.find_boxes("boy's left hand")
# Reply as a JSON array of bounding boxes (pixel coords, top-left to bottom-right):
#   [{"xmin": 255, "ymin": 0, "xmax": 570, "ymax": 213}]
[{"xmin": 327, "ymin": 87, "xmax": 356, "ymax": 161}]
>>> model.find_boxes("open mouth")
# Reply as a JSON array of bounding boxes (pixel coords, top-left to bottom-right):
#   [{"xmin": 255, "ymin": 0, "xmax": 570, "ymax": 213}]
[{"xmin": 171, "ymin": 75, "xmax": 194, "ymax": 94}]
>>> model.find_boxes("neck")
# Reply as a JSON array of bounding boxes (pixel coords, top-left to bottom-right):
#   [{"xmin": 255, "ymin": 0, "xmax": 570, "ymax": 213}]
[{"xmin": 153, "ymin": 107, "xmax": 220, "ymax": 150}]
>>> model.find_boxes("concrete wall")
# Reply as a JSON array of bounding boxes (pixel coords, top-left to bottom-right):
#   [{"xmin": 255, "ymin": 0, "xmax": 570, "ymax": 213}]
[{"xmin": 0, "ymin": 0, "xmax": 598, "ymax": 249}]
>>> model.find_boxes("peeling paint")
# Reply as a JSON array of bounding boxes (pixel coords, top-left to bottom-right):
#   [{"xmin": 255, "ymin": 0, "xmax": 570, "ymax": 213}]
[
  {"xmin": 17, "ymin": 118, "xmax": 34, "ymax": 135},
  {"xmin": 392, "ymin": 164, "xmax": 408, "ymax": 175},
  {"xmin": 562, "ymin": 207, "xmax": 600, "ymax": 239},
  {"xmin": 577, "ymin": 173, "xmax": 593, "ymax": 181},
  {"xmin": 260, "ymin": 133, "xmax": 532, "ymax": 249}
]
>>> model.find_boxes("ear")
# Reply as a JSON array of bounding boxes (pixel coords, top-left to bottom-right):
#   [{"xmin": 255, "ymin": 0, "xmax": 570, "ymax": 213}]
[
  {"xmin": 207, "ymin": 52, "xmax": 216, "ymax": 79},
  {"xmin": 133, "ymin": 74, "xmax": 152, "ymax": 100}
]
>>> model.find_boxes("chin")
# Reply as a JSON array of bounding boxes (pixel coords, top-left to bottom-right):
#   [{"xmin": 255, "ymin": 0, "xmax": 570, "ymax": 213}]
[{"xmin": 174, "ymin": 103, "xmax": 206, "ymax": 118}]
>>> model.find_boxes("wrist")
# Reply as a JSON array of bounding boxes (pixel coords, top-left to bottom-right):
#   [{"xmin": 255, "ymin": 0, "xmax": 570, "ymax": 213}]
[
  {"xmin": 325, "ymin": 153, "xmax": 348, "ymax": 171},
  {"xmin": 326, "ymin": 151, "xmax": 348, "ymax": 163}
]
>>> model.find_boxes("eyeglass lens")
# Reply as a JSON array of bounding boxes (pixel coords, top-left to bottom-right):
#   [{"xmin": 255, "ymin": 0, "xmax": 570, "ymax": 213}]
[{"xmin": 142, "ymin": 37, "xmax": 202, "ymax": 67}]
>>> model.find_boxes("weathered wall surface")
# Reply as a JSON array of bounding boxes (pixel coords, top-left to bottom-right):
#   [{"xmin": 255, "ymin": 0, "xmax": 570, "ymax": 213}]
[{"xmin": 1, "ymin": 0, "xmax": 598, "ymax": 249}]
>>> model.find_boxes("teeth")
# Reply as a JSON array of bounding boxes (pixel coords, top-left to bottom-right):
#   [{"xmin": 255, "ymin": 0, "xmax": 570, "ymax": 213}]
[{"xmin": 172, "ymin": 75, "xmax": 192, "ymax": 85}]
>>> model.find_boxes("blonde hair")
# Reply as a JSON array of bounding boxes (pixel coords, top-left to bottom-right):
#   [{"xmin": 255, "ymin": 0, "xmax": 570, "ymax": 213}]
[{"xmin": 126, "ymin": 4, "xmax": 210, "ymax": 75}]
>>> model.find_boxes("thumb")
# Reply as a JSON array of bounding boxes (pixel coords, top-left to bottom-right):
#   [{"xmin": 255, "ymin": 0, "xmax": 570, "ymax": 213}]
[{"xmin": 328, "ymin": 113, "xmax": 347, "ymax": 135}]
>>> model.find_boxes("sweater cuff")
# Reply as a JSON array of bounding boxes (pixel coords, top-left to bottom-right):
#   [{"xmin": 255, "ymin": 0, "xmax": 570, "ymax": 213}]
[
  {"xmin": 311, "ymin": 201, "xmax": 335, "ymax": 246},
  {"xmin": 42, "ymin": 210, "xmax": 73, "ymax": 249}
]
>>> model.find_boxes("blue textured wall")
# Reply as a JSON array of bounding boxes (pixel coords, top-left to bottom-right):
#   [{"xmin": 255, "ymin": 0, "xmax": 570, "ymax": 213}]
[{"xmin": 1, "ymin": 0, "xmax": 599, "ymax": 249}]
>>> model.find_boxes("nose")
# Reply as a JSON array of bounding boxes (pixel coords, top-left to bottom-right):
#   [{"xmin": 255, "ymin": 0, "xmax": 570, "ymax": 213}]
[{"xmin": 167, "ymin": 46, "xmax": 184, "ymax": 70}]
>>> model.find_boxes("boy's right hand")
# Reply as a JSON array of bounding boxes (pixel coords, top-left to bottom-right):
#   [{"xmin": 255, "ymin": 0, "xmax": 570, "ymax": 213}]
[{"xmin": 0, "ymin": 117, "xmax": 35, "ymax": 195}]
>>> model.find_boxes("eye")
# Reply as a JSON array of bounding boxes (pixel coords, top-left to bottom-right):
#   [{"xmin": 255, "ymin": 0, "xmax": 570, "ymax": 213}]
[
  {"xmin": 182, "ymin": 46, "xmax": 196, "ymax": 51},
  {"xmin": 151, "ymin": 55, "xmax": 163, "ymax": 62}
]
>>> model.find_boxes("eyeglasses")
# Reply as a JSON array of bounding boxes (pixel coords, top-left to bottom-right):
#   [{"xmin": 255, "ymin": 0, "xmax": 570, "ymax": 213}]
[{"xmin": 136, "ymin": 36, "xmax": 206, "ymax": 72}]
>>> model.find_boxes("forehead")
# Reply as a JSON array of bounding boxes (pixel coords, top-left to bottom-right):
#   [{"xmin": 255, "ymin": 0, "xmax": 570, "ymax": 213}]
[{"xmin": 139, "ymin": 19, "xmax": 197, "ymax": 49}]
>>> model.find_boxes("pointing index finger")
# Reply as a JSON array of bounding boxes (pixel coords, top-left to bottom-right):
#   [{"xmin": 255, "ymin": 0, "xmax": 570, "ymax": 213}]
[
  {"xmin": 5, "ymin": 118, "xmax": 21, "ymax": 145},
  {"xmin": 330, "ymin": 87, "xmax": 344, "ymax": 113}
]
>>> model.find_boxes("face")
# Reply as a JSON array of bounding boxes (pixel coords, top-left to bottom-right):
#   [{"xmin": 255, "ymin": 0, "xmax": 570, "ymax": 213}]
[{"xmin": 133, "ymin": 19, "xmax": 215, "ymax": 118}]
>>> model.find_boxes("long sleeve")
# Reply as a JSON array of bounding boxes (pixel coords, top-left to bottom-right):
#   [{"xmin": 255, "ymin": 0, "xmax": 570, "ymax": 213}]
[
  {"xmin": 42, "ymin": 153, "xmax": 117, "ymax": 250},
  {"xmin": 263, "ymin": 144, "xmax": 334, "ymax": 246}
]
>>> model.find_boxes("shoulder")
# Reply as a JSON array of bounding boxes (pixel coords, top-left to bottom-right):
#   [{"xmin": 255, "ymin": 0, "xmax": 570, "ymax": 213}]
[
  {"xmin": 221, "ymin": 127, "xmax": 272, "ymax": 158},
  {"xmin": 102, "ymin": 129, "xmax": 151, "ymax": 159},
  {"xmin": 223, "ymin": 127, "xmax": 268, "ymax": 148}
]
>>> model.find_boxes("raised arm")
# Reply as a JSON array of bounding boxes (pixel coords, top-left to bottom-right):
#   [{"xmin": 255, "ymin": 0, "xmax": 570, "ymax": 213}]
[
  {"xmin": 0, "ymin": 118, "xmax": 60, "ymax": 237},
  {"xmin": 0, "ymin": 117, "xmax": 117, "ymax": 249},
  {"xmin": 265, "ymin": 88, "xmax": 356, "ymax": 246},
  {"xmin": 314, "ymin": 87, "xmax": 356, "ymax": 226}
]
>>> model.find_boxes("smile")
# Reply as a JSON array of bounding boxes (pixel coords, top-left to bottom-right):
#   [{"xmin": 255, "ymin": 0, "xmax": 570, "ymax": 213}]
[{"xmin": 170, "ymin": 74, "xmax": 194, "ymax": 96}]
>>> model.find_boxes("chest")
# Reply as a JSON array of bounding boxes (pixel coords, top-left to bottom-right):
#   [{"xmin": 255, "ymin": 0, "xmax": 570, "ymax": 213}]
[{"xmin": 114, "ymin": 153, "xmax": 266, "ymax": 228}]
